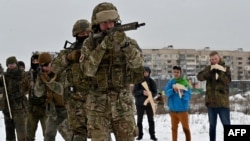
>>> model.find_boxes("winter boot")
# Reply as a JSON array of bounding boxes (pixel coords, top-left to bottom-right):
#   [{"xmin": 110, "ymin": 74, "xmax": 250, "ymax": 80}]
[
  {"xmin": 150, "ymin": 135, "xmax": 158, "ymax": 141},
  {"xmin": 136, "ymin": 135, "xmax": 143, "ymax": 140}
]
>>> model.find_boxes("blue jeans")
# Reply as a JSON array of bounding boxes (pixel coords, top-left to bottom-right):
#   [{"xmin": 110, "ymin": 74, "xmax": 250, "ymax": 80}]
[{"xmin": 207, "ymin": 107, "xmax": 230, "ymax": 141}]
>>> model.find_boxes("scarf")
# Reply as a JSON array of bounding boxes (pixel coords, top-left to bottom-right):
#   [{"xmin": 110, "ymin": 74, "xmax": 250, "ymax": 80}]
[{"xmin": 174, "ymin": 77, "xmax": 191, "ymax": 88}]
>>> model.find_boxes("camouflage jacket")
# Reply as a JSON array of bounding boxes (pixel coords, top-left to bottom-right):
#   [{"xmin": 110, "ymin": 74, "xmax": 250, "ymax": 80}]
[
  {"xmin": 34, "ymin": 71, "xmax": 64, "ymax": 107},
  {"xmin": 27, "ymin": 69, "xmax": 46, "ymax": 106},
  {"xmin": 80, "ymin": 34, "xmax": 144, "ymax": 90},
  {"xmin": 197, "ymin": 60, "xmax": 231, "ymax": 108},
  {"xmin": 0, "ymin": 68, "xmax": 29, "ymax": 112},
  {"xmin": 51, "ymin": 43, "xmax": 89, "ymax": 92}
]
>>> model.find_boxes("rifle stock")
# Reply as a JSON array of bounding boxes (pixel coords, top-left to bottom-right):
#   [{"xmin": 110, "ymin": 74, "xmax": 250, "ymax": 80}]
[{"xmin": 63, "ymin": 40, "xmax": 73, "ymax": 49}]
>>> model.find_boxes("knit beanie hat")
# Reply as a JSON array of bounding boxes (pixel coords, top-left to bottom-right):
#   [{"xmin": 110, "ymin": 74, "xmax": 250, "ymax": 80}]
[
  {"xmin": 6, "ymin": 56, "xmax": 17, "ymax": 66},
  {"xmin": 18, "ymin": 61, "xmax": 25, "ymax": 68},
  {"xmin": 38, "ymin": 52, "xmax": 52, "ymax": 65}
]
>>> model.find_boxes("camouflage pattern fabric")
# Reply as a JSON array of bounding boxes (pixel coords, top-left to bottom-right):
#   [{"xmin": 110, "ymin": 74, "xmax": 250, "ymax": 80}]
[
  {"xmin": 66, "ymin": 91, "xmax": 87, "ymax": 137},
  {"xmin": 4, "ymin": 110, "xmax": 27, "ymax": 141},
  {"xmin": 0, "ymin": 67, "xmax": 30, "ymax": 141},
  {"xmin": 51, "ymin": 43, "xmax": 88, "ymax": 140},
  {"xmin": 44, "ymin": 107, "xmax": 69, "ymax": 141},
  {"xmin": 34, "ymin": 71, "xmax": 72, "ymax": 141},
  {"xmin": 58, "ymin": 119, "xmax": 72, "ymax": 141},
  {"xmin": 26, "ymin": 70, "xmax": 47, "ymax": 141},
  {"xmin": 26, "ymin": 105, "xmax": 47, "ymax": 141},
  {"xmin": 0, "ymin": 86, "xmax": 5, "ymax": 110},
  {"xmin": 197, "ymin": 59, "xmax": 231, "ymax": 108},
  {"xmin": 80, "ymin": 23, "xmax": 143, "ymax": 140},
  {"xmin": 86, "ymin": 89, "xmax": 138, "ymax": 141}
]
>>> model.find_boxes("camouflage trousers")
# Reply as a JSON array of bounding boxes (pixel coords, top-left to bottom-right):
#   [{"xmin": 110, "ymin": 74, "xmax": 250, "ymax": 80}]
[
  {"xmin": 58, "ymin": 119, "xmax": 72, "ymax": 141},
  {"xmin": 26, "ymin": 105, "xmax": 47, "ymax": 141},
  {"xmin": 86, "ymin": 88, "xmax": 138, "ymax": 141},
  {"xmin": 44, "ymin": 107, "xmax": 73, "ymax": 141},
  {"xmin": 3, "ymin": 110, "xmax": 26, "ymax": 141},
  {"xmin": 66, "ymin": 91, "xmax": 88, "ymax": 140}
]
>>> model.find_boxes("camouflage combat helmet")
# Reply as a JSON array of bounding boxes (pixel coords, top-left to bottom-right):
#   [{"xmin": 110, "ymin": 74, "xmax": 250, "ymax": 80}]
[
  {"xmin": 72, "ymin": 19, "xmax": 91, "ymax": 37},
  {"xmin": 91, "ymin": 2, "xmax": 120, "ymax": 27}
]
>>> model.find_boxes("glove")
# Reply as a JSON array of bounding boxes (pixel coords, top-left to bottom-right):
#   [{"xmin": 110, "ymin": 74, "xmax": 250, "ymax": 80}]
[
  {"xmin": 66, "ymin": 50, "xmax": 81, "ymax": 62},
  {"xmin": 39, "ymin": 73, "xmax": 49, "ymax": 83},
  {"xmin": 100, "ymin": 35, "xmax": 114, "ymax": 50},
  {"xmin": 112, "ymin": 31, "xmax": 126, "ymax": 46}
]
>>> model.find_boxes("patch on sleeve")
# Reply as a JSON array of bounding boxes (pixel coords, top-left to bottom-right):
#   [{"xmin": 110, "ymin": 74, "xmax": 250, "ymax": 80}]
[{"xmin": 79, "ymin": 54, "xmax": 84, "ymax": 63}]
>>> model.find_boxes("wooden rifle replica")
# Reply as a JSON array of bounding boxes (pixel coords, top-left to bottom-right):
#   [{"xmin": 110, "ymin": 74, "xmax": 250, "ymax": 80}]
[
  {"xmin": 173, "ymin": 83, "xmax": 187, "ymax": 98},
  {"xmin": 141, "ymin": 81, "xmax": 156, "ymax": 116},
  {"xmin": 2, "ymin": 74, "xmax": 12, "ymax": 119}
]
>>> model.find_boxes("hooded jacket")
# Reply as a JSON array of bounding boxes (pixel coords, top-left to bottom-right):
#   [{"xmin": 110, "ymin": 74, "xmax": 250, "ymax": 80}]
[{"xmin": 133, "ymin": 67, "xmax": 157, "ymax": 106}]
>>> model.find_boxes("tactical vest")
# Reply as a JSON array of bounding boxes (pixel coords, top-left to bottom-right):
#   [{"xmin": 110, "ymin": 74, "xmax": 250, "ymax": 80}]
[
  {"xmin": 93, "ymin": 45, "xmax": 143, "ymax": 90},
  {"xmin": 41, "ymin": 72, "xmax": 65, "ymax": 107},
  {"xmin": 64, "ymin": 62, "xmax": 89, "ymax": 90}
]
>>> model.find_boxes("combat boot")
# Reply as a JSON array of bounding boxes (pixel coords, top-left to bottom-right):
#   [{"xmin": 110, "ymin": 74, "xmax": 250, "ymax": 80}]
[
  {"xmin": 150, "ymin": 135, "xmax": 158, "ymax": 141},
  {"xmin": 136, "ymin": 135, "xmax": 143, "ymax": 140}
]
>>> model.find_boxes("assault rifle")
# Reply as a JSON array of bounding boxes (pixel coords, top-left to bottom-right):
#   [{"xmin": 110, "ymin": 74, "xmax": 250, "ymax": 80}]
[
  {"xmin": 92, "ymin": 21, "xmax": 145, "ymax": 39},
  {"xmin": 63, "ymin": 40, "xmax": 73, "ymax": 49},
  {"xmin": 63, "ymin": 40, "xmax": 83, "ymax": 50}
]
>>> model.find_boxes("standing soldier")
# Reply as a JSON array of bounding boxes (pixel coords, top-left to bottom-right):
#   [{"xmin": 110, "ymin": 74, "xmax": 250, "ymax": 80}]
[
  {"xmin": 0, "ymin": 56, "xmax": 30, "ymax": 141},
  {"xmin": 51, "ymin": 19, "xmax": 91, "ymax": 141},
  {"xmin": 17, "ymin": 61, "xmax": 26, "ymax": 72},
  {"xmin": 26, "ymin": 53, "xmax": 47, "ymax": 141},
  {"xmin": 80, "ymin": 2, "xmax": 144, "ymax": 141},
  {"xmin": 34, "ymin": 52, "xmax": 68, "ymax": 141}
]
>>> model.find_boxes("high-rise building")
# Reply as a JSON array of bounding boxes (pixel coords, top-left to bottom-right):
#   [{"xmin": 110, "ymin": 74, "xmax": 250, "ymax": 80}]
[{"xmin": 142, "ymin": 47, "xmax": 250, "ymax": 82}]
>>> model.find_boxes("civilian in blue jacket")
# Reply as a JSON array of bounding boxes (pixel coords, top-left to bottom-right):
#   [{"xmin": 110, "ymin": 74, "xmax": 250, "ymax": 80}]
[{"xmin": 164, "ymin": 66, "xmax": 192, "ymax": 141}]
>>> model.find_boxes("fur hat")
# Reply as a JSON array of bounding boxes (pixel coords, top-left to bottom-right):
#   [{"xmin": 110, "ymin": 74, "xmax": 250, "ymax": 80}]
[
  {"xmin": 6, "ymin": 56, "xmax": 17, "ymax": 66},
  {"xmin": 38, "ymin": 52, "xmax": 52, "ymax": 65}
]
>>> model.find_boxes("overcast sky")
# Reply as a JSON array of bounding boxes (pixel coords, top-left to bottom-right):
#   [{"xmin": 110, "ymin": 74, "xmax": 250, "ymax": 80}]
[{"xmin": 1, "ymin": 0, "xmax": 250, "ymax": 69}]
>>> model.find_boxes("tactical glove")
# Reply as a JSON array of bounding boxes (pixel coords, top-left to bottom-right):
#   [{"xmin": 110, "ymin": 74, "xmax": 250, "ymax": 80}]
[
  {"xmin": 112, "ymin": 31, "xmax": 126, "ymax": 46},
  {"xmin": 100, "ymin": 35, "xmax": 114, "ymax": 50},
  {"xmin": 66, "ymin": 50, "xmax": 81, "ymax": 62},
  {"xmin": 39, "ymin": 73, "xmax": 50, "ymax": 83}
]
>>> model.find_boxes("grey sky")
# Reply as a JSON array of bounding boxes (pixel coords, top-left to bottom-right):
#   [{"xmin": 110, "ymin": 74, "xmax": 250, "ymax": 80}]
[{"xmin": 1, "ymin": 0, "xmax": 250, "ymax": 69}]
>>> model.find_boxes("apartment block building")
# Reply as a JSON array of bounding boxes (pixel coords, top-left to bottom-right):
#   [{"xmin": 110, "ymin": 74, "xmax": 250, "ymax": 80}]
[{"xmin": 142, "ymin": 47, "xmax": 250, "ymax": 83}]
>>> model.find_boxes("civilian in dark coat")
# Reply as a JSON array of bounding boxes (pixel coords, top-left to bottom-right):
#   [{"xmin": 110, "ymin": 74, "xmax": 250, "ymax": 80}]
[{"xmin": 133, "ymin": 66, "xmax": 158, "ymax": 141}]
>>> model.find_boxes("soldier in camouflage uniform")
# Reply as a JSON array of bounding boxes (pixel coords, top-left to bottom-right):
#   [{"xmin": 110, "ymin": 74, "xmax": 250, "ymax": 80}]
[
  {"xmin": 17, "ymin": 61, "xmax": 25, "ymax": 72},
  {"xmin": 197, "ymin": 51, "xmax": 231, "ymax": 141},
  {"xmin": 26, "ymin": 53, "xmax": 47, "ymax": 141},
  {"xmin": 34, "ymin": 52, "xmax": 69, "ymax": 141},
  {"xmin": 0, "ymin": 56, "xmax": 30, "ymax": 141},
  {"xmin": 51, "ymin": 19, "xmax": 91, "ymax": 141},
  {"xmin": 80, "ymin": 2, "xmax": 144, "ymax": 141}
]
